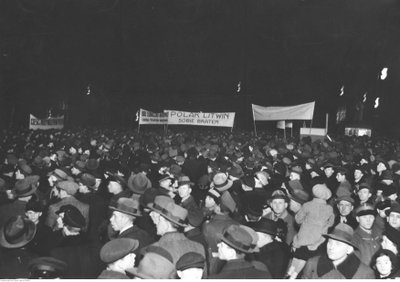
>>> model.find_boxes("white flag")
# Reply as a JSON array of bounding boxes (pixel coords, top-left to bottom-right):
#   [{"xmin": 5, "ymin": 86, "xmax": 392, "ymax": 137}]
[
  {"xmin": 277, "ymin": 120, "xmax": 285, "ymax": 129},
  {"xmin": 286, "ymin": 122, "xmax": 293, "ymax": 128}
]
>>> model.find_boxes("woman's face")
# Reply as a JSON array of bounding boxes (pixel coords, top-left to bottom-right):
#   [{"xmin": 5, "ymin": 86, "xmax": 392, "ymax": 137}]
[{"xmin": 376, "ymin": 255, "xmax": 392, "ymax": 277}]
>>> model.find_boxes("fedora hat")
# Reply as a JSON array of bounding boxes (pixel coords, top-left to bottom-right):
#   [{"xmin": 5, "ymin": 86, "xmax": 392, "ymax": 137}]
[
  {"xmin": 0, "ymin": 215, "xmax": 36, "ymax": 248},
  {"xmin": 109, "ymin": 197, "xmax": 142, "ymax": 217},
  {"xmin": 211, "ymin": 172, "xmax": 233, "ymax": 192},
  {"xmin": 148, "ymin": 195, "xmax": 188, "ymax": 227},
  {"xmin": 14, "ymin": 178, "xmax": 37, "ymax": 198},
  {"xmin": 177, "ymin": 175, "xmax": 194, "ymax": 187},
  {"xmin": 47, "ymin": 168, "xmax": 69, "ymax": 180},
  {"xmin": 219, "ymin": 224, "xmax": 256, "ymax": 254},
  {"xmin": 323, "ymin": 223, "xmax": 358, "ymax": 250},
  {"xmin": 80, "ymin": 173, "xmax": 96, "ymax": 189},
  {"xmin": 127, "ymin": 173, "xmax": 152, "ymax": 194},
  {"xmin": 126, "ymin": 247, "xmax": 175, "ymax": 279}
]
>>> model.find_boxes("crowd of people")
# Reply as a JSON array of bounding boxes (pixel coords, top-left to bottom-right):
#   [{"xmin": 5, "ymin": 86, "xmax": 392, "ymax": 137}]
[{"xmin": 1, "ymin": 127, "xmax": 400, "ymax": 279}]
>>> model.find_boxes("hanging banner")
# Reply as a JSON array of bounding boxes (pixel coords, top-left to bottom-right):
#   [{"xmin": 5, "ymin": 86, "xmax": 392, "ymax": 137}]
[
  {"xmin": 252, "ymin": 101, "xmax": 315, "ymax": 121},
  {"xmin": 139, "ymin": 109, "xmax": 168, "ymax": 125},
  {"xmin": 29, "ymin": 114, "xmax": 64, "ymax": 130},
  {"xmin": 165, "ymin": 110, "xmax": 235, "ymax": 127}
]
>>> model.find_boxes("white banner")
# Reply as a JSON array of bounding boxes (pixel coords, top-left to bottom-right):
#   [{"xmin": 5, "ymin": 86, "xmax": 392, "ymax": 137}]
[
  {"xmin": 29, "ymin": 114, "xmax": 64, "ymax": 130},
  {"xmin": 165, "ymin": 110, "xmax": 235, "ymax": 127},
  {"xmin": 252, "ymin": 101, "xmax": 315, "ymax": 121},
  {"xmin": 139, "ymin": 109, "xmax": 168, "ymax": 125}
]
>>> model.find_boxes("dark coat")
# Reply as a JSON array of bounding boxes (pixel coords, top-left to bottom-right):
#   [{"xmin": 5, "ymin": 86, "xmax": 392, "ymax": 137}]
[
  {"xmin": 0, "ymin": 199, "xmax": 27, "ymax": 228},
  {"xmin": 248, "ymin": 241, "xmax": 291, "ymax": 278},
  {"xmin": 50, "ymin": 233, "xmax": 102, "ymax": 278},
  {"xmin": 202, "ymin": 213, "xmax": 239, "ymax": 252},
  {"xmin": 118, "ymin": 225, "xmax": 156, "ymax": 256},
  {"xmin": 208, "ymin": 258, "xmax": 272, "ymax": 279},
  {"xmin": 302, "ymin": 253, "xmax": 375, "ymax": 279},
  {"xmin": 0, "ymin": 247, "xmax": 38, "ymax": 278}
]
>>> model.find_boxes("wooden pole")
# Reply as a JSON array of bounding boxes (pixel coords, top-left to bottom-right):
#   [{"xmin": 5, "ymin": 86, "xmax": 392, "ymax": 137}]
[{"xmin": 252, "ymin": 106, "xmax": 257, "ymax": 137}]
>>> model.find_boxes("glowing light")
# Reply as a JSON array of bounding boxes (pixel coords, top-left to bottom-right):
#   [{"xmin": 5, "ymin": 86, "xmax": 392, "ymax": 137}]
[
  {"xmin": 339, "ymin": 85, "xmax": 344, "ymax": 96},
  {"xmin": 374, "ymin": 97, "xmax": 380, "ymax": 108},
  {"xmin": 380, "ymin": 67, "xmax": 388, "ymax": 80},
  {"xmin": 363, "ymin": 93, "xmax": 367, "ymax": 103},
  {"xmin": 135, "ymin": 110, "xmax": 139, "ymax": 121},
  {"xmin": 86, "ymin": 84, "xmax": 91, "ymax": 95},
  {"xmin": 237, "ymin": 81, "xmax": 241, "ymax": 93}
]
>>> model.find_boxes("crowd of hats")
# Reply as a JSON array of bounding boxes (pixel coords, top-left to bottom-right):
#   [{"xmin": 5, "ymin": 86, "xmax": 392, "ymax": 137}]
[{"xmin": 2, "ymin": 127, "xmax": 400, "ymax": 278}]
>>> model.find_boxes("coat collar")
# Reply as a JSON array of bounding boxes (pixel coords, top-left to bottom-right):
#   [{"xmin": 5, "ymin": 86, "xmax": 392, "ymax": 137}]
[{"xmin": 317, "ymin": 252, "xmax": 361, "ymax": 278}]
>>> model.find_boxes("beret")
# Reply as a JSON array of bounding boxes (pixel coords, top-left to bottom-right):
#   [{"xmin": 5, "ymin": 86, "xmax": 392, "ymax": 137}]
[{"xmin": 100, "ymin": 238, "xmax": 139, "ymax": 263}]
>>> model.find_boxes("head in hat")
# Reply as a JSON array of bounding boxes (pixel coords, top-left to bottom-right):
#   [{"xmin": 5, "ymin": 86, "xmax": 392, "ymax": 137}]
[
  {"xmin": 336, "ymin": 195, "xmax": 354, "ymax": 218},
  {"xmin": 126, "ymin": 246, "xmax": 175, "ymax": 279},
  {"xmin": 270, "ymin": 189, "xmax": 289, "ymax": 217},
  {"xmin": 382, "ymin": 225, "xmax": 400, "ymax": 256},
  {"xmin": 227, "ymin": 165, "xmax": 244, "ymax": 179},
  {"xmin": 29, "ymin": 257, "xmax": 67, "ymax": 279},
  {"xmin": 355, "ymin": 203, "xmax": 376, "ymax": 231},
  {"xmin": 148, "ymin": 195, "xmax": 188, "ymax": 235},
  {"xmin": 386, "ymin": 203, "xmax": 400, "ymax": 229},
  {"xmin": 56, "ymin": 180, "xmax": 79, "ymax": 199},
  {"xmin": 176, "ymin": 252, "xmax": 205, "ymax": 280},
  {"xmin": 323, "ymin": 223, "xmax": 358, "ymax": 264},
  {"xmin": 47, "ymin": 168, "xmax": 69, "ymax": 187},
  {"xmin": 107, "ymin": 174, "xmax": 127, "ymax": 195},
  {"xmin": 56, "ymin": 204, "xmax": 85, "ymax": 235},
  {"xmin": 13, "ymin": 178, "xmax": 37, "ymax": 199},
  {"xmin": 71, "ymin": 160, "xmax": 86, "ymax": 176},
  {"xmin": 78, "ymin": 173, "xmax": 96, "ymax": 193},
  {"xmin": 217, "ymin": 225, "xmax": 258, "ymax": 260},
  {"xmin": 109, "ymin": 197, "xmax": 142, "ymax": 233},
  {"xmin": 254, "ymin": 170, "xmax": 270, "ymax": 187},
  {"xmin": 250, "ymin": 218, "xmax": 278, "ymax": 248},
  {"xmin": 127, "ymin": 172, "xmax": 152, "ymax": 195},
  {"xmin": 100, "ymin": 238, "xmax": 139, "ymax": 274},
  {"xmin": 211, "ymin": 172, "xmax": 233, "ymax": 192},
  {"xmin": 177, "ymin": 176, "xmax": 194, "ymax": 201},
  {"xmin": 157, "ymin": 172, "xmax": 176, "ymax": 197},
  {"xmin": 312, "ymin": 183, "xmax": 332, "ymax": 201},
  {"xmin": 25, "ymin": 200, "xmax": 45, "ymax": 225},
  {"xmin": 376, "ymin": 199, "xmax": 391, "ymax": 218},
  {"xmin": 0, "ymin": 215, "xmax": 36, "ymax": 248},
  {"xmin": 287, "ymin": 188, "xmax": 310, "ymax": 213},
  {"xmin": 289, "ymin": 165, "xmax": 303, "ymax": 181},
  {"xmin": 357, "ymin": 183, "xmax": 373, "ymax": 205},
  {"xmin": 323, "ymin": 163, "xmax": 336, "ymax": 178}
]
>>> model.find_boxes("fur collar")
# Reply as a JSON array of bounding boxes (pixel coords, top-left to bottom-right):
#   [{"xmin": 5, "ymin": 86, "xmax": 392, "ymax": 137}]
[{"xmin": 317, "ymin": 253, "xmax": 361, "ymax": 278}]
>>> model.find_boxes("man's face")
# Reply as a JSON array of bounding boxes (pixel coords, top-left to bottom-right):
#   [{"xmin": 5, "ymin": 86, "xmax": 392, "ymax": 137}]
[
  {"xmin": 110, "ymin": 211, "xmax": 126, "ymax": 232},
  {"xmin": 357, "ymin": 188, "xmax": 371, "ymax": 202},
  {"xmin": 271, "ymin": 199, "xmax": 287, "ymax": 215},
  {"xmin": 150, "ymin": 211, "xmax": 168, "ymax": 236},
  {"xmin": 56, "ymin": 212, "xmax": 65, "ymax": 230},
  {"xmin": 48, "ymin": 175, "xmax": 58, "ymax": 187},
  {"xmin": 205, "ymin": 195, "xmax": 216, "ymax": 209},
  {"xmin": 25, "ymin": 210, "xmax": 42, "ymax": 224},
  {"xmin": 377, "ymin": 162, "xmax": 387, "ymax": 173},
  {"xmin": 357, "ymin": 214, "xmax": 375, "ymax": 230},
  {"xmin": 71, "ymin": 167, "xmax": 81, "ymax": 175},
  {"xmin": 324, "ymin": 167, "xmax": 334, "ymax": 178},
  {"xmin": 337, "ymin": 201, "xmax": 353, "ymax": 216},
  {"xmin": 354, "ymin": 169, "xmax": 363, "ymax": 180},
  {"xmin": 336, "ymin": 173, "xmax": 345, "ymax": 183},
  {"xmin": 178, "ymin": 185, "xmax": 191, "ymax": 199},
  {"xmin": 326, "ymin": 238, "xmax": 351, "ymax": 261},
  {"xmin": 381, "ymin": 235, "xmax": 398, "ymax": 255},
  {"xmin": 388, "ymin": 212, "xmax": 400, "ymax": 229},
  {"xmin": 15, "ymin": 170, "xmax": 24, "ymax": 180},
  {"xmin": 217, "ymin": 241, "xmax": 233, "ymax": 261}
]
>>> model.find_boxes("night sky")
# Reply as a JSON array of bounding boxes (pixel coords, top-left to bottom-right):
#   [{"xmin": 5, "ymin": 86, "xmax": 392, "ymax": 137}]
[{"xmin": 1, "ymin": 0, "xmax": 400, "ymax": 132}]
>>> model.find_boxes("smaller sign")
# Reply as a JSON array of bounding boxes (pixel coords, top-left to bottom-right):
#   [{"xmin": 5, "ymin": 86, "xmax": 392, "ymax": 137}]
[
  {"xmin": 139, "ymin": 109, "xmax": 168, "ymax": 125},
  {"xmin": 29, "ymin": 114, "xmax": 64, "ymax": 130}
]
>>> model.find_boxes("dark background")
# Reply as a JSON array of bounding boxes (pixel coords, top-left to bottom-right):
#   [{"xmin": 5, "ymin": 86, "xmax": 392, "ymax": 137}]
[{"xmin": 1, "ymin": 0, "xmax": 400, "ymax": 133}]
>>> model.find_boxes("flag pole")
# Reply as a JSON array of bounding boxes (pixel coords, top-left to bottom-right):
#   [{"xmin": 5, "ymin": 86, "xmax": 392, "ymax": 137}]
[
  {"xmin": 325, "ymin": 113, "xmax": 329, "ymax": 134},
  {"xmin": 252, "ymin": 105, "xmax": 257, "ymax": 137}
]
